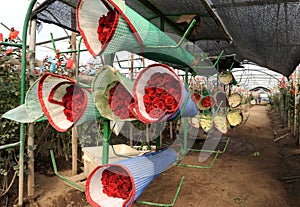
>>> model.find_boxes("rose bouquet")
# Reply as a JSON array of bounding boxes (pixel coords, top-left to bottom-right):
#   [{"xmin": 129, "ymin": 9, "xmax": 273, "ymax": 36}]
[
  {"xmin": 38, "ymin": 73, "xmax": 99, "ymax": 132},
  {"xmin": 108, "ymin": 82, "xmax": 135, "ymax": 119},
  {"xmin": 86, "ymin": 148, "xmax": 178, "ymax": 207},
  {"xmin": 97, "ymin": 9, "xmax": 118, "ymax": 45},
  {"xmin": 130, "ymin": 64, "xmax": 197, "ymax": 123},
  {"xmin": 60, "ymin": 85, "xmax": 86, "ymax": 122},
  {"xmin": 101, "ymin": 166, "xmax": 132, "ymax": 199},
  {"xmin": 92, "ymin": 65, "xmax": 136, "ymax": 122},
  {"xmin": 77, "ymin": 0, "xmax": 196, "ymax": 67},
  {"xmin": 197, "ymin": 95, "xmax": 215, "ymax": 111}
]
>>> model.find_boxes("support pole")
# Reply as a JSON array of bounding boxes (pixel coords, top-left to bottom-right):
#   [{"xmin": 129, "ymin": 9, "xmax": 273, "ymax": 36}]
[
  {"xmin": 294, "ymin": 68, "xmax": 298, "ymax": 138},
  {"xmin": 102, "ymin": 54, "xmax": 114, "ymax": 164},
  {"xmin": 71, "ymin": 8, "xmax": 78, "ymax": 176},
  {"xmin": 19, "ymin": 0, "xmax": 38, "ymax": 205},
  {"xmin": 102, "ymin": 120, "xmax": 110, "ymax": 164},
  {"xmin": 183, "ymin": 69, "xmax": 189, "ymax": 153},
  {"xmin": 129, "ymin": 53, "xmax": 134, "ymax": 147},
  {"xmin": 27, "ymin": 11, "xmax": 37, "ymax": 197}
]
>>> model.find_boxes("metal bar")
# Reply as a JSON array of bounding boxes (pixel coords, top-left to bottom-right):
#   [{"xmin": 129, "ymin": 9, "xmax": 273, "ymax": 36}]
[
  {"xmin": 199, "ymin": 0, "xmax": 233, "ymax": 43},
  {"xmin": 189, "ymin": 137, "xmax": 230, "ymax": 154},
  {"xmin": 177, "ymin": 151, "xmax": 220, "ymax": 169},
  {"xmin": 115, "ymin": 55, "xmax": 144, "ymax": 69},
  {"xmin": 0, "ymin": 142, "xmax": 20, "ymax": 150},
  {"xmin": 19, "ymin": 0, "xmax": 35, "ymax": 202},
  {"xmin": 18, "ymin": 1, "xmax": 37, "ymax": 205},
  {"xmin": 102, "ymin": 120, "xmax": 110, "ymax": 164},
  {"xmin": 136, "ymin": 176, "xmax": 185, "ymax": 206},
  {"xmin": 177, "ymin": 137, "xmax": 230, "ymax": 169},
  {"xmin": 50, "ymin": 33, "xmax": 87, "ymax": 54},
  {"xmin": 145, "ymin": 19, "xmax": 196, "ymax": 49},
  {"xmin": 0, "ymin": 41, "xmax": 22, "ymax": 48},
  {"xmin": 194, "ymin": 50, "xmax": 224, "ymax": 69},
  {"xmin": 50, "ymin": 150, "xmax": 85, "ymax": 192}
]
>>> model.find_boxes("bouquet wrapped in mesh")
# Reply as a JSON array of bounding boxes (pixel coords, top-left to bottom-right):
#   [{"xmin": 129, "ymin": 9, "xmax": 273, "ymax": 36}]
[
  {"xmin": 38, "ymin": 73, "xmax": 99, "ymax": 132},
  {"xmin": 86, "ymin": 148, "xmax": 178, "ymax": 207},
  {"xmin": 76, "ymin": 0, "xmax": 196, "ymax": 67},
  {"xmin": 129, "ymin": 64, "xmax": 198, "ymax": 123},
  {"xmin": 92, "ymin": 65, "xmax": 136, "ymax": 122}
]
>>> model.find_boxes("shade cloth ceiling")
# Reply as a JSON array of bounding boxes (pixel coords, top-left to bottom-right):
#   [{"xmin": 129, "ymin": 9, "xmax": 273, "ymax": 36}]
[{"xmin": 31, "ymin": 0, "xmax": 300, "ymax": 77}]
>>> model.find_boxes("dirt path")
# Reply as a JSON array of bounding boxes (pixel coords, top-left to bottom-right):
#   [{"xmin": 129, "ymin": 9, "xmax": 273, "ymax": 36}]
[
  {"xmin": 30, "ymin": 105, "xmax": 300, "ymax": 207},
  {"xmin": 133, "ymin": 105, "xmax": 289, "ymax": 207}
]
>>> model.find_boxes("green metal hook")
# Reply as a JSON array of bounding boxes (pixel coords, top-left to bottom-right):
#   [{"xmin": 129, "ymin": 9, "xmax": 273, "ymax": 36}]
[
  {"xmin": 145, "ymin": 19, "xmax": 197, "ymax": 49},
  {"xmin": 136, "ymin": 176, "xmax": 185, "ymax": 206},
  {"xmin": 193, "ymin": 50, "xmax": 224, "ymax": 69}
]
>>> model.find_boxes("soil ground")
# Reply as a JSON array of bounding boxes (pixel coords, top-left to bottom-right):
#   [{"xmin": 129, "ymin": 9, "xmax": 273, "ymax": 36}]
[{"xmin": 22, "ymin": 105, "xmax": 300, "ymax": 206}]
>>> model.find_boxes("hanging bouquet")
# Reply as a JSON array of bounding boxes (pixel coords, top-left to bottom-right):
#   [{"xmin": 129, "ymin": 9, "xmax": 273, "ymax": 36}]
[
  {"xmin": 92, "ymin": 65, "xmax": 136, "ymax": 122},
  {"xmin": 142, "ymin": 72, "xmax": 180, "ymax": 119},
  {"xmin": 108, "ymin": 82, "xmax": 135, "ymax": 119},
  {"xmin": 59, "ymin": 85, "xmax": 86, "ymax": 122},
  {"xmin": 197, "ymin": 95, "xmax": 215, "ymax": 110},
  {"xmin": 101, "ymin": 166, "xmax": 132, "ymax": 199},
  {"xmin": 130, "ymin": 64, "xmax": 197, "ymax": 123},
  {"xmin": 97, "ymin": 9, "xmax": 119, "ymax": 45},
  {"xmin": 38, "ymin": 73, "xmax": 99, "ymax": 132},
  {"xmin": 86, "ymin": 149, "xmax": 178, "ymax": 207}
]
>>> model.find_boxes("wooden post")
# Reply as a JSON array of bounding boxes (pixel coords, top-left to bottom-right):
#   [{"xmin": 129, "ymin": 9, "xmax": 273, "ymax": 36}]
[
  {"xmin": 170, "ymin": 122, "xmax": 173, "ymax": 139},
  {"xmin": 71, "ymin": 8, "xmax": 78, "ymax": 176},
  {"xmin": 129, "ymin": 53, "xmax": 134, "ymax": 147},
  {"xmin": 72, "ymin": 128, "xmax": 78, "ymax": 175},
  {"xmin": 27, "ymin": 12, "xmax": 37, "ymax": 197},
  {"xmin": 294, "ymin": 69, "xmax": 298, "ymax": 137}
]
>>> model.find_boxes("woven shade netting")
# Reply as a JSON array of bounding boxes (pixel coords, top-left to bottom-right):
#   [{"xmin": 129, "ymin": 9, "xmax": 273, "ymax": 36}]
[
  {"xmin": 31, "ymin": 0, "xmax": 299, "ymax": 77},
  {"xmin": 86, "ymin": 148, "xmax": 178, "ymax": 207},
  {"xmin": 196, "ymin": 0, "xmax": 300, "ymax": 77},
  {"xmin": 38, "ymin": 73, "xmax": 99, "ymax": 132}
]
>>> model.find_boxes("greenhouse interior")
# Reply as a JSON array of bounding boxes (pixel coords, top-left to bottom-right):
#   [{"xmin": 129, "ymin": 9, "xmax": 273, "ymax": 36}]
[{"xmin": 0, "ymin": 0, "xmax": 300, "ymax": 206}]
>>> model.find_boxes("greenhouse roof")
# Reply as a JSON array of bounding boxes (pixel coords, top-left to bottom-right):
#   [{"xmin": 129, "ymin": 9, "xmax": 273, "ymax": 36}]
[{"xmin": 31, "ymin": 0, "xmax": 300, "ymax": 77}]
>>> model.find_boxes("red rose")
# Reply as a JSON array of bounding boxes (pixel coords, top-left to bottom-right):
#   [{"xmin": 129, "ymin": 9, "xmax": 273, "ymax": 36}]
[
  {"xmin": 155, "ymin": 88, "xmax": 165, "ymax": 94},
  {"xmin": 101, "ymin": 167, "xmax": 132, "ymax": 199},
  {"xmin": 191, "ymin": 93, "xmax": 201, "ymax": 104},
  {"xmin": 109, "ymin": 82, "xmax": 136, "ymax": 119},
  {"xmin": 61, "ymin": 85, "xmax": 85, "ymax": 122},
  {"xmin": 97, "ymin": 10, "xmax": 116, "ymax": 44},
  {"xmin": 142, "ymin": 72, "xmax": 181, "ymax": 120},
  {"xmin": 165, "ymin": 95, "xmax": 175, "ymax": 106}
]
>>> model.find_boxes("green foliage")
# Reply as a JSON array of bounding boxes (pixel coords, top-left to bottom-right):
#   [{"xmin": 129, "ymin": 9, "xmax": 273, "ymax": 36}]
[{"xmin": 0, "ymin": 65, "xmax": 22, "ymax": 194}]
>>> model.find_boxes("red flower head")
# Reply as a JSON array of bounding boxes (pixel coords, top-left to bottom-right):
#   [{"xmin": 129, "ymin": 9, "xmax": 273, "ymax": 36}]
[
  {"xmin": 8, "ymin": 27, "xmax": 19, "ymax": 40},
  {"xmin": 97, "ymin": 10, "xmax": 117, "ymax": 44},
  {"xmin": 61, "ymin": 85, "xmax": 85, "ymax": 122},
  {"xmin": 4, "ymin": 49, "xmax": 14, "ymax": 56},
  {"xmin": 101, "ymin": 167, "xmax": 132, "ymax": 199},
  {"xmin": 66, "ymin": 58, "xmax": 74, "ymax": 69},
  {"xmin": 0, "ymin": 33, "xmax": 3, "ymax": 42},
  {"xmin": 142, "ymin": 72, "xmax": 181, "ymax": 119},
  {"xmin": 109, "ymin": 82, "xmax": 135, "ymax": 119},
  {"xmin": 55, "ymin": 50, "xmax": 60, "ymax": 59}
]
